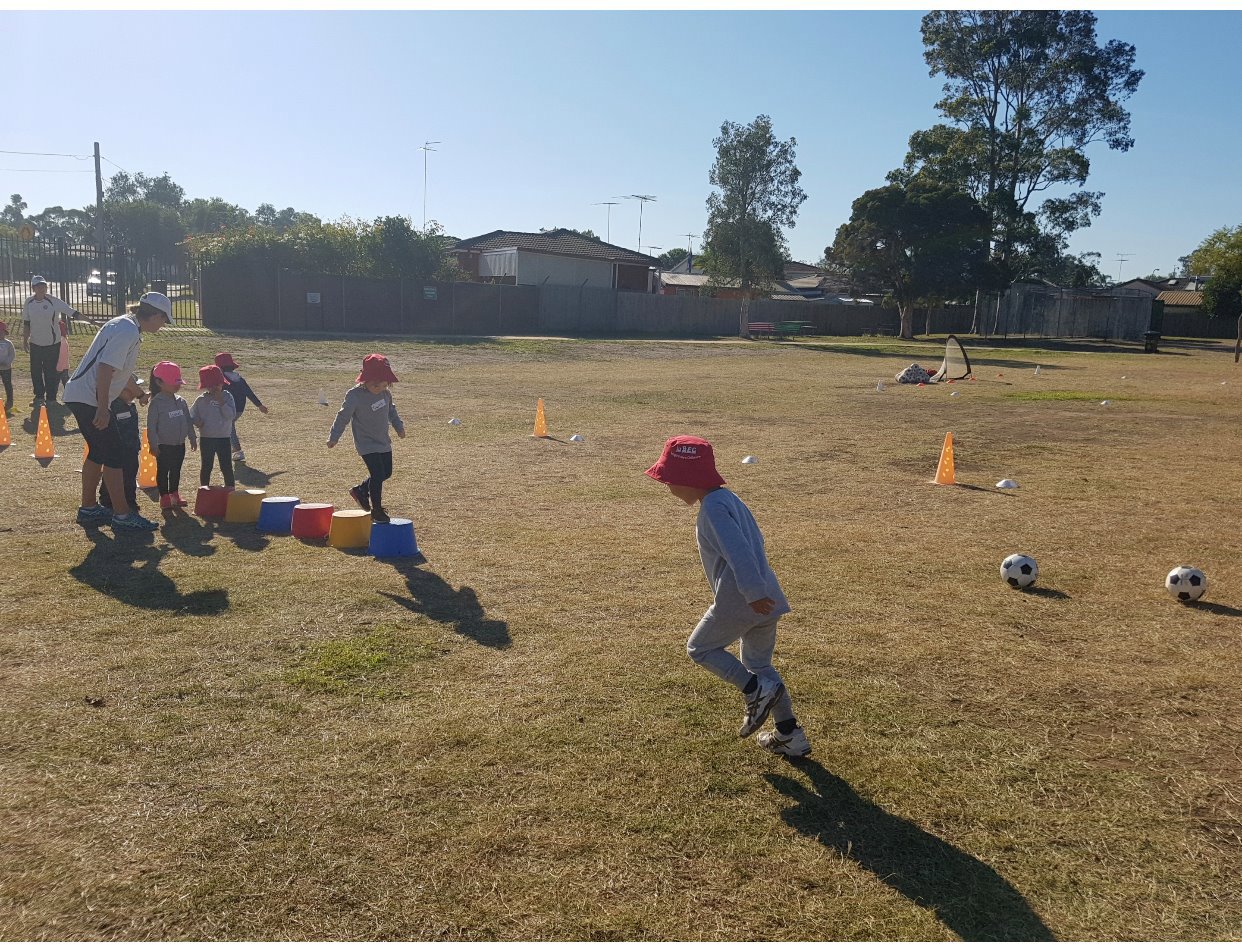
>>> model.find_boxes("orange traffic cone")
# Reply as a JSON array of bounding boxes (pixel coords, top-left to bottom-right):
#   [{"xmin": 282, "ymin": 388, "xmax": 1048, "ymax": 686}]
[
  {"xmin": 531, "ymin": 398, "xmax": 549, "ymax": 438},
  {"xmin": 0, "ymin": 406, "xmax": 10, "ymax": 447},
  {"xmin": 32, "ymin": 406, "xmax": 57, "ymax": 459},
  {"xmin": 138, "ymin": 431, "xmax": 158, "ymax": 489},
  {"xmin": 934, "ymin": 432, "xmax": 955, "ymax": 485}
]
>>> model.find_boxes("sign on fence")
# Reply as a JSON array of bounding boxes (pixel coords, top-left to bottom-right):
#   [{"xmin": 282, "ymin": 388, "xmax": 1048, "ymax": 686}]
[
  {"xmin": 422, "ymin": 286, "xmax": 437, "ymax": 301},
  {"xmin": 306, "ymin": 292, "xmax": 321, "ymax": 304}
]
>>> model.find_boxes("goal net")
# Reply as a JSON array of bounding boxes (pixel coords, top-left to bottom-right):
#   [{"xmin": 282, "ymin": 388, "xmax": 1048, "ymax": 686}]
[{"xmin": 929, "ymin": 334, "xmax": 972, "ymax": 382}]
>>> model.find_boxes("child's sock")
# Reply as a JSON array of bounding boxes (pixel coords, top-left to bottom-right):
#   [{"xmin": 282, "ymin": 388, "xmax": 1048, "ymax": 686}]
[
  {"xmin": 775, "ymin": 718, "xmax": 798, "ymax": 735},
  {"xmin": 742, "ymin": 675, "xmax": 758, "ymax": 695}
]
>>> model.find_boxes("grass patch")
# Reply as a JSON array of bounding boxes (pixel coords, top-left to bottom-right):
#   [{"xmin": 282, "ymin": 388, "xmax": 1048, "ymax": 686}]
[
  {"xmin": 286, "ymin": 625, "xmax": 445, "ymax": 698},
  {"xmin": 1001, "ymin": 389, "xmax": 1122, "ymax": 401}
]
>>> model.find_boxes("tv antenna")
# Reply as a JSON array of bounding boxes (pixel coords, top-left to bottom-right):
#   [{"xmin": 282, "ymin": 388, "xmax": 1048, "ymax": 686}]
[
  {"xmin": 1114, "ymin": 251, "xmax": 1133, "ymax": 281},
  {"xmin": 592, "ymin": 201, "xmax": 619, "ymax": 243},
  {"xmin": 616, "ymin": 194, "xmax": 657, "ymax": 250}
]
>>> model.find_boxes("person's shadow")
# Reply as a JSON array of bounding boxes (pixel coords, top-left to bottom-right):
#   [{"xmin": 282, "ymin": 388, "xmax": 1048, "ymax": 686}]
[
  {"xmin": 766, "ymin": 759, "xmax": 1055, "ymax": 941},
  {"xmin": 380, "ymin": 564, "xmax": 510, "ymax": 648},
  {"xmin": 69, "ymin": 530, "xmax": 229, "ymax": 614},
  {"xmin": 233, "ymin": 465, "xmax": 288, "ymax": 489}
]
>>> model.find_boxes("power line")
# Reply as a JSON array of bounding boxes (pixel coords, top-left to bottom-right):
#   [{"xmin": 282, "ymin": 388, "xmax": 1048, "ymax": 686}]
[
  {"xmin": 0, "ymin": 167, "xmax": 94, "ymax": 173},
  {"xmin": 0, "ymin": 149, "xmax": 91, "ymax": 159},
  {"xmin": 101, "ymin": 156, "xmax": 128, "ymax": 174}
]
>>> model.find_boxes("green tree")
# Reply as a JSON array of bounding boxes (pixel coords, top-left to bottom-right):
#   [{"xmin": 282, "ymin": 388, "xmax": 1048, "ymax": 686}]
[
  {"xmin": 702, "ymin": 114, "xmax": 806, "ymax": 333},
  {"xmin": 107, "ymin": 201, "xmax": 187, "ymax": 261},
  {"xmin": 656, "ymin": 248, "xmax": 689, "ymax": 270},
  {"xmin": 539, "ymin": 226, "xmax": 600, "ymax": 241},
  {"xmin": 2, "ymin": 194, "xmax": 27, "ymax": 227},
  {"xmin": 28, "ymin": 206, "xmax": 94, "ymax": 244},
  {"xmin": 1189, "ymin": 226, "xmax": 1242, "ymax": 360},
  {"xmin": 894, "ymin": 11, "xmax": 1143, "ymax": 278},
  {"xmin": 830, "ymin": 179, "xmax": 990, "ymax": 339},
  {"xmin": 105, "ymin": 171, "xmax": 184, "ymax": 209},
  {"xmin": 181, "ymin": 197, "xmax": 252, "ymax": 235}
]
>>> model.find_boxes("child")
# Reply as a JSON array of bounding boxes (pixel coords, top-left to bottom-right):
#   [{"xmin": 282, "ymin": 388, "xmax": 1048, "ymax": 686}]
[
  {"xmin": 147, "ymin": 361, "xmax": 197, "ymax": 510},
  {"xmin": 213, "ymin": 351, "xmax": 268, "ymax": 462},
  {"xmin": 327, "ymin": 353, "xmax": 405, "ymax": 523},
  {"xmin": 190, "ymin": 364, "xmax": 237, "ymax": 490},
  {"xmin": 98, "ymin": 374, "xmax": 148, "ymax": 515},
  {"xmin": 644, "ymin": 435, "xmax": 810, "ymax": 758},
  {"xmin": 0, "ymin": 320, "xmax": 14, "ymax": 413}
]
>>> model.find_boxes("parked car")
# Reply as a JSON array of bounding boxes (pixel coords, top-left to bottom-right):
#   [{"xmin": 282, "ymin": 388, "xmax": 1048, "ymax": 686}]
[{"xmin": 86, "ymin": 269, "xmax": 117, "ymax": 297}]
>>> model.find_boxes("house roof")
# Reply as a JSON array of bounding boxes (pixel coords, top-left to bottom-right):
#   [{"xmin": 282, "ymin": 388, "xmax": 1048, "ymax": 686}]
[
  {"xmin": 453, "ymin": 229, "xmax": 658, "ymax": 266},
  {"xmin": 1156, "ymin": 290, "xmax": 1203, "ymax": 306}
]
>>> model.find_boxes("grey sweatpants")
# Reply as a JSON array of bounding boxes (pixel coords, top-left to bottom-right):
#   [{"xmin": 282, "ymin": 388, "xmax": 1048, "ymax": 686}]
[{"xmin": 686, "ymin": 607, "xmax": 795, "ymax": 724}]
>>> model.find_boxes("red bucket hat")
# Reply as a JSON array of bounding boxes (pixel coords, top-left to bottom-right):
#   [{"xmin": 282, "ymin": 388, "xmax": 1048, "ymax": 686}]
[
  {"xmin": 357, "ymin": 353, "xmax": 398, "ymax": 384},
  {"xmin": 644, "ymin": 435, "xmax": 726, "ymax": 490},
  {"xmin": 198, "ymin": 364, "xmax": 227, "ymax": 389},
  {"xmin": 214, "ymin": 352, "xmax": 239, "ymax": 372}
]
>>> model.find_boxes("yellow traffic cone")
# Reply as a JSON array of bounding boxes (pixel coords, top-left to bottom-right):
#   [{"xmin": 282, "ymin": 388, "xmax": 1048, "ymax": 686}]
[
  {"xmin": 0, "ymin": 405, "xmax": 10, "ymax": 447},
  {"xmin": 32, "ymin": 406, "xmax": 57, "ymax": 459},
  {"xmin": 531, "ymin": 398, "xmax": 549, "ymax": 438},
  {"xmin": 138, "ymin": 431, "xmax": 158, "ymax": 489},
  {"xmin": 934, "ymin": 432, "xmax": 955, "ymax": 485}
]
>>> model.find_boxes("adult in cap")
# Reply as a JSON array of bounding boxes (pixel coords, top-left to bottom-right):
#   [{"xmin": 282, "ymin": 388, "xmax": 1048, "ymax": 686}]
[
  {"xmin": 21, "ymin": 275, "xmax": 82, "ymax": 406},
  {"xmin": 63, "ymin": 292, "xmax": 171, "ymax": 531}
]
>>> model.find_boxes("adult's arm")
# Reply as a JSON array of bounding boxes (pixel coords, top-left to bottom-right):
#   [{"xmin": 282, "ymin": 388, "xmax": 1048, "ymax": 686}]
[{"xmin": 93, "ymin": 365, "xmax": 115, "ymax": 429}]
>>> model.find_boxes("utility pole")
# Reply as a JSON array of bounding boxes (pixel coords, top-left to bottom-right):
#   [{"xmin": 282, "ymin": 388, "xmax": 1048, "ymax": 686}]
[
  {"xmin": 420, "ymin": 141, "xmax": 440, "ymax": 230},
  {"xmin": 592, "ymin": 201, "xmax": 618, "ymax": 243},
  {"xmin": 93, "ymin": 141, "xmax": 105, "ymax": 267}
]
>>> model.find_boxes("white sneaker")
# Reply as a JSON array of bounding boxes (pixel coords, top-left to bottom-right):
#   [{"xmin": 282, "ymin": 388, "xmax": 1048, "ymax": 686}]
[
  {"xmin": 231, "ymin": 450, "xmax": 245, "ymax": 461},
  {"xmin": 738, "ymin": 676, "xmax": 785, "ymax": 737},
  {"xmin": 758, "ymin": 727, "xmax": 812, "ymax": 758}
]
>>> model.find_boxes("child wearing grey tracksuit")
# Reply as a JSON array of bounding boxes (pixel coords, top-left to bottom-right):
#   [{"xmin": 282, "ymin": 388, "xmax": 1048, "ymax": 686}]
[
  {"xmin": 644, "ymin": 434, "xmax": 811, "ymax": 759},
  {"xmin": 327, "ymin": 353, "xmax": 405, "ymax": 523},
  {"xmin": 147, "ymin": 382, "xmax": 197, "ymax": 505},
  {"xmin": 191, "ymin": 364, "xmax": 238, "ymax": 489}
]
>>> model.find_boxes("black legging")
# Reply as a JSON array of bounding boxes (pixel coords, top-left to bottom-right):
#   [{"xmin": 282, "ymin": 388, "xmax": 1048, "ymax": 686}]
[
  {"xmin": 199, "ymin": 437, "xmax": 234, "ymax": 488},
  {"xmin": 29, "ymin": 343, "xmax": 59, "ymax": 402},
  {"xmin": 359, "ymin": 450, "xmax": 393, "ymax": 508},
  {"xmin": 156, "ymin": 443, "xmax": 187, "ymax": 495}
]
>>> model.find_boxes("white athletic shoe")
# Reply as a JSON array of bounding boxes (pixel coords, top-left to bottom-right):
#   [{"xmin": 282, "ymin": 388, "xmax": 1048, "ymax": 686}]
[
  {"xmin": 757, "ymin": 727, "xmax": 812, "ymax": 758},
  {"xmin": 738, "ymin": 677, "xmax": 785, "ymax": 737}
]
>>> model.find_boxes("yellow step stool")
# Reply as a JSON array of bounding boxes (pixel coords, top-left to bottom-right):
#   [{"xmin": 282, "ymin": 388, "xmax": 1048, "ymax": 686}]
[
  {"xmin": 224, "ymin": 488, "xmax": 267, "ymax": 523},
  {"xmin": 328, "ymin": 509, "xmax": 372, "ymax": 548}
]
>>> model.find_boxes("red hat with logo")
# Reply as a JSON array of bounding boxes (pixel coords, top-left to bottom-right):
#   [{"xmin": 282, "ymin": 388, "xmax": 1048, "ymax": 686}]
[
  {"xmin": 198, "ymin": 364, "xmax": 227, "ymax": 389},
  {"xmin": 214, "ymin": 352, "xmax": 239, "ymax": 372},
  {"xmin": 644, "ymin": 435, "xmax": 726, "ymax": 489},
  {"xmin": 0, "ymin": 320, "xmax": 7, "ymax": 334},
  {"xmin": 357, "ymin": 353, "xmax": 398, "ymax": 384}
]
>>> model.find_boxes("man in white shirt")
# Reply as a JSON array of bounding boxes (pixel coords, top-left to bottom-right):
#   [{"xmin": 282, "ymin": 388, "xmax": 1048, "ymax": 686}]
[
  {"xmin": 21, "ymin": 275, "xmax": 80, "ymax": 406},
  {"xmin": 65, "ymin": 291, "xmax": 171, "ymax": 531}
]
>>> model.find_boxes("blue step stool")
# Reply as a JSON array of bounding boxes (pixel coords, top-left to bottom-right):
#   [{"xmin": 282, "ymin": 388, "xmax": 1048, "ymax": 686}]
[
  {"xmin": 369, "ymin": 518, "xmax": 420, "ymax": 558},
  {"xmin": 256, "ymin": 496, "xmax": 301, "ymax": 533}
]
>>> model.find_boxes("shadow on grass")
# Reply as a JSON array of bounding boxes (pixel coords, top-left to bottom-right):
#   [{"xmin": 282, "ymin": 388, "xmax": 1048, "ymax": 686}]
[
  {"xmin": 157, "ymin": 511, "xmax": 218, "ymax": 558},
  {"xmin": 1021, "ymin": 586, "xmax": 1071, "ymax": 601},
  {"xmin": 381, "ymin": 565, "xmax": 510, "ymax": 648},
  {"xmin": 69, "ymin": 530, "xmax": 229, "ymax": 614},
  {"xmin": 1186, "ymin": 600, "xmax": 1242, "ymax": 618},
  {"xmin": 768, "ymin": 759, "xmax": 1055, "ymax": 941},
  {"xmin": 233, "ymin": 464, "xmax": 288, "ymax": 489}
]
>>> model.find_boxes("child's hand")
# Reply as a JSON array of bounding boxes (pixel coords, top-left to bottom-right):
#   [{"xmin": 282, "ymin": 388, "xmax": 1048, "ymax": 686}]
[
  {"xmin": 397, "ymin": 429, "xmax": 406, "ymax": 439},
  {"xmin": 259, "ymin": 405, "xmax": 269, "ymax": 414},
  {"xmin": 326, "ymin": 439, "xmax": 337, "ymax": 448},
  {"xmin": 749, "ymin": 597, "xmax": 776, "ymax": 616}
]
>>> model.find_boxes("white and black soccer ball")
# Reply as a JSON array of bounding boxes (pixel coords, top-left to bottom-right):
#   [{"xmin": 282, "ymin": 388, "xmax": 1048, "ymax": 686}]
[
  {"xmin": 1000, "ymin": 554, "xmax": 1038, "ymax": 589},
  {"xmin": 1165, "ymin": 566, "xmax": 1207, "ymax": 603}
]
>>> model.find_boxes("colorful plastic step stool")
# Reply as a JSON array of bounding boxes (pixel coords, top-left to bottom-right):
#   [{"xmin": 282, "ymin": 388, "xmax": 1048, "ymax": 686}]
[
  {"xmin": 369, "ymin": 518, "xmax": 420, "ymax": 558},
  {"xmin": 291, "ymin": 502, "xmax": 334, "ymax": 539},
  {"xmin": 329, "ymin": 509, "xmax": 373, "ymax": 548},
  {"xmin": 224, "ymin": 488, "xmax": 267, "ymax": 524},
  {"xmin": 194, "ymin": 486, "xmax": 232, "ymax": 519},
  {"xmin": 256, "ymin": 496, "xmax": 301, "ymax": 533}
]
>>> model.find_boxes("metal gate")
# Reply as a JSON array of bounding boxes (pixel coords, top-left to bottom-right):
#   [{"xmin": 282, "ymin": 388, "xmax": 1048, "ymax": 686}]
[{"xmin": 0, "ymin": 236, "xmax": 201, "ymax": 329}]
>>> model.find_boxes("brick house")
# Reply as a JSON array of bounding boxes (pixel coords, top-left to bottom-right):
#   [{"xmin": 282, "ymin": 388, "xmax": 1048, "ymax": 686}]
[{"xmin": 450, "ymin": 229, "xmax": 659, "ymax": 292}]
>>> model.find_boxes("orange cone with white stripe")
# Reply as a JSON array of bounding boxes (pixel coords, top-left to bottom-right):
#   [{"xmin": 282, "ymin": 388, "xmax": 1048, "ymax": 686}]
[{"xmin": 934, "ymin": 432, "xmax": 955, "ymax": 485}]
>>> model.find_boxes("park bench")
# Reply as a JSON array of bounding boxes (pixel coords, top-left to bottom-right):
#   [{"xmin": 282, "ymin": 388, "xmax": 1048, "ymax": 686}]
[{"xmin": 747, "ymin": 322, "xmax": 776, "ymax": 337}]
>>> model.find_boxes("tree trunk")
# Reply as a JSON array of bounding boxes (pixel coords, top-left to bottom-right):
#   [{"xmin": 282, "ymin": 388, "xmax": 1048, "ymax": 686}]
[
  {"xmin": 1235, "ymin": 314, "xmax": 1240, "ymax": 363},
  {"xmin": 899, "ymin": 302, "xmax": 914, "ymax": 339}
]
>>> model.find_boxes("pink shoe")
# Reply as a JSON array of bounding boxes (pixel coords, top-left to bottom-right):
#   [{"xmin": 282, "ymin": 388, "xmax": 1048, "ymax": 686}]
[
  {"xmin": 160, "ymin": 494, "xmax": 174, "ymax": 510},
  {"xmin": 173, "ymin": 492, "xmax": 188, "ymax": 507}
]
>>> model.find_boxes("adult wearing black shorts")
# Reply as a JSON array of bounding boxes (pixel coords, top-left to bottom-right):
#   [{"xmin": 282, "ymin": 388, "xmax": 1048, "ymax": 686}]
[{"xmin": 63, "ymin": 292, "xmax": 170, "ymax": 530}]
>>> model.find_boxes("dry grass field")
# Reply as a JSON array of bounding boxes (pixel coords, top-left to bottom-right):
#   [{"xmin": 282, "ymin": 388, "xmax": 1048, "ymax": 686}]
[{"xmin": 1, "ymin": 330, "xmax": 1239, "ymax": 940}]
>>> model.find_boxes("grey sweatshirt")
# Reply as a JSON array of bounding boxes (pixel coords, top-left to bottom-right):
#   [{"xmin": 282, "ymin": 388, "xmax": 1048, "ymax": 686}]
[
  {"xmin": 696, "ymin": 488, "xmax": 791, "ymax": 620},
  {"xmin": 329, "ymin": 384, "xmax": 405, "ymax": 455},
  {"xmin": 190, "ymin": 390, "xmax": 237, "ymax": 438},
  {"xmin": 0, "ymin": 338, "xmax": 14, "ymax": 369},
  {"xmin": 147, "ymin": 391, "xmax": 198, "ymax": 448}
]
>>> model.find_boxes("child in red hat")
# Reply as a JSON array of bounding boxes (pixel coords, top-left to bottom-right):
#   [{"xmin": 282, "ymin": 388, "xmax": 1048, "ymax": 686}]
[
  {"xmin": 190, "ymin": 364, "xmax": 238, "ymax": 491},
  {"xmin": 327, "ymin": 354, "xmax": 405, "ymax": 523},
  {"xmin": 645, "ymin": 435, "xmax": 810, "ymax": 758},
  {"xmin": 213, "ymin": 351, "xmax": 268, "ymax": 463}
]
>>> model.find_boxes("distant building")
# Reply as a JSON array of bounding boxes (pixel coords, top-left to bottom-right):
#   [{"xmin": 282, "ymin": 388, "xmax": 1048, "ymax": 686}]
[
  {"xmin": 450, "ymin": 229, "xmax": 659, "ymax": 292},
  {"xmin": 656, "ymin": 257, "xmax": 875, "ymax": 304}
]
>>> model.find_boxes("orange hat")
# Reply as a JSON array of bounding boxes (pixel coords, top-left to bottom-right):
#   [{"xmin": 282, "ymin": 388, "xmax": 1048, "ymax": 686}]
[
  {"xmin": 644, "ymin": 435, "xmax": 726, "ymax": 489},
  {"xmin": 357, "ymin": 353, "xmax": 398, "ymax": 384}
]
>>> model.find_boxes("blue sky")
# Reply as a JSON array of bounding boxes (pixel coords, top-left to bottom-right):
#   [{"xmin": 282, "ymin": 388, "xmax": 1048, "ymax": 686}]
[{"xmin": 6, "ymin": 9, "xmax": 1240, "ymax": 280}]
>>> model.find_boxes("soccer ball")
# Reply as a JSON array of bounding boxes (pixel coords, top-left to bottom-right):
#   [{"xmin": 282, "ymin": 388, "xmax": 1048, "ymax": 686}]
[
  {"xmin": 1165, "ymin": 566, "xmax": 1207, "ymax": 603},
  {"xmin": 1000, "ymin": 554, "xmax": 1038, "ymax": 589}
]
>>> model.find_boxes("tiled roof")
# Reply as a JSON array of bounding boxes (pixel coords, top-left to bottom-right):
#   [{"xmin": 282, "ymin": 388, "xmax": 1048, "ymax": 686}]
[
  {"xmin": 1156, "ymin": 290, "xmax": 1203, "ymax": 306},
  {"xmin": 453, "ymin": 229, "xmax": 657, "ymax": 265}
]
